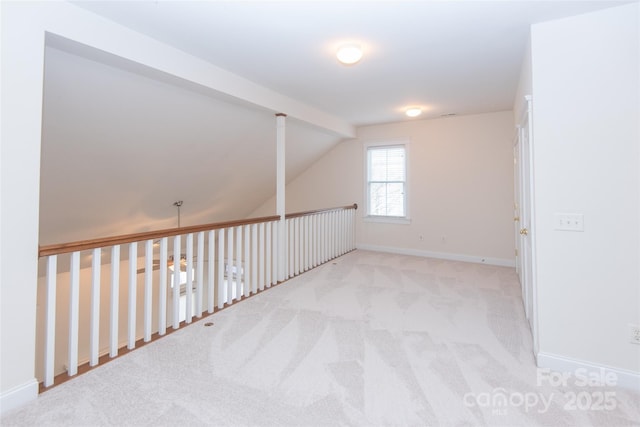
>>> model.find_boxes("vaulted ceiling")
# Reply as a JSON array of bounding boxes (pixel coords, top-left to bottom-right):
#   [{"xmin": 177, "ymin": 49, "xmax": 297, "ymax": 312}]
[{"xmin": 40, "ymin": 0, "xmax": 632, "ymax": 244}]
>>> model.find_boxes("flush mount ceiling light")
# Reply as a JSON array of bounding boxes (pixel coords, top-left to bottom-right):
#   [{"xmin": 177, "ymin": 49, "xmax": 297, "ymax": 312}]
[
  {"xmin": 336, "ymin": 43, "xmax": 363, "ymax": 65},
  {"xmin": 405, "ymin": 107, "xmax": 423, "ymax": 118}
]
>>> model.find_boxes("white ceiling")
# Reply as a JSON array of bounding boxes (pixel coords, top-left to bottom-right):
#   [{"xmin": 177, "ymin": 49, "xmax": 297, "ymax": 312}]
[
  {"xmin": 40, "ymin": 0, "xmax": 631, "ymax": 244},
  {"xmin": 73, "ymin": 0, "xmax": 630, "ymax": 125}
]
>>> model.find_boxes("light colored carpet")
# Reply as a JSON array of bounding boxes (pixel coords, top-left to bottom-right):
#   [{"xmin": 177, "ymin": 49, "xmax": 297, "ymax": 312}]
[{"xmin": 2, "ymin": 250, "xmax": 639, "ymax": 426}]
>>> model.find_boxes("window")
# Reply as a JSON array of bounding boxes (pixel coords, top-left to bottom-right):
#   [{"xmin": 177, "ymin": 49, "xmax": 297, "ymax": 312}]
[{"xmin": 366, "ymin": 143, "xmax": 408, "ymax": 220}]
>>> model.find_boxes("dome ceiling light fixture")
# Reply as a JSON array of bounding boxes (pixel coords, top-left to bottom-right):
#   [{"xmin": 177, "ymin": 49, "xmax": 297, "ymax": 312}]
[
  {"xmin": 405, "ymin": 107, "xmax": 423, "ymax": 118},
  {"xmin": 336, "ymin": 43, "xmax": 363, "ymax": 65}
]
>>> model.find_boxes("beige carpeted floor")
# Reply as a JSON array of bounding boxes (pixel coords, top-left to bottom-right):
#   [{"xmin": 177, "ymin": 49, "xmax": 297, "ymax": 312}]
[{"xmin": 2, "ymin": 250, "xmax": 639, "ymax": 426}]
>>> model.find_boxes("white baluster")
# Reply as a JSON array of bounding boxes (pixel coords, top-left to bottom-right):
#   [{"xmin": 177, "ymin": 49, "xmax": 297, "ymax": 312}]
[
  {"xmin": 326, "ymin": 212, "xmax": 331, "ymax": 261},
  {"xmin": 294, "ymin": 217, "xmax": 300, "ymax": 276},
  {"xmin": 344, "ymin": 210, "xmax": 348, "ymax": 253},
  {"xmin": 158, "ymin": 237, "xmax": 168, "ymax": 335},
  {"xmin": 333, "ymin": 211, "xmax": 338, "ymax": 257},
  {"xmin": 346, "ymin": 210, "xmax": 350, "ymax": 252},
  {"xmin": 332, "ymin": 211, "xmax": 337, "ymax": 258},
  {"xmin": 321, "ymin": 213, "xmax": 327, "ymax": 263},
  {"xmin": 227, "ymin": 226, "xmax": 234, "ymax": 303},
  {"xmin": 172, "ymin": 235, "xmax": 181, "ymax": 329},
  {"xmin": 312, "ymin": 214, "xmax": 318, "ymax": 267},
  {"xmin": 351, "ymin": 208, "xmax": 356, "ymax": 250},
  {"xmin": 128, "ymin": 242, "xmax": 137, "ymax": 349},
  {"xmin": 244, "ymin": 224, "xmax": 250, "ymax": 297},
  {"xmin": 271, "ymin": 221, "xmax": 278, "ymax": 285},
  {"xmin": 236, "ymin": 226, "xmax": 243, "ymax": 300},
  {"xmin": 68, "ymin": 251, "xmax": 80, "ymax": 376},
  {"xmin": 266, "ymin": 221, "xmax": 272, "ymax": 288},
  {"xmin": 143, "ymin": 240, "xmax": 153, "ymax": 342},
  {"xmin": 259, "ymin": 222, "xmax": 265, "ymax": 291},
  {"xmin": 218, "ymin": 228, "xmax": 225, "ymax": 308},
  {"xmin": 110, "ymin": 245, "xmax": 120, "ymax": 357},
  {"xmin": 251, "ymin": 223, "xmax": 258, "ymax": 294},
  {"xmin": 207, "ymin": 230, "xmax": 215, "ymax": 313},
  {"xmin": 185, "ymin": 233, "xmax": 194, "ymax": 324},
  {"xmin": 196, "ymin": 231, "xmax": 205, "ymax": 318},
  {"xmin": 338, "ymin": 210, "xmax": 344, "ymax": 255},
  {"xmin": 303, "ymin": 216, "xmax": 308, "ymax": 271},
  {"xmin": 289, "ymin": 219, "xmax": 294, "ymax": 278},
  {"xmin": 90, "ymin": 248, "xmax": 101, "ymax": 366},
  {"xmin": 325, "ymin": 212, "xmax": 330, "ymax": 261},
  {"xmin": 44, "ymin": 255, "xmax": 57, "ymax": 387}
]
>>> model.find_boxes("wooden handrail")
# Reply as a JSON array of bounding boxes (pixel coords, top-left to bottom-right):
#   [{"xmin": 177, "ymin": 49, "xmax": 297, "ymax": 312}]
[
  {"xmin": 39, "ymin": 215, "xmax": 280, "ymax": 257},
  {"xmin": 285, "ymin": 203, "xmax": 358, "ymax": 220},
  {"xmin": 38, "ymin": 204, "xmax": 358, "ymax": 258}
]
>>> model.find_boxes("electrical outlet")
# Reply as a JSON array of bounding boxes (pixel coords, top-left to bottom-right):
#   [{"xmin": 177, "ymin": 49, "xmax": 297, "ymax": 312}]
[{"xmin": 629, "ymin": 324, "xmax": 640, "ymax": 345}]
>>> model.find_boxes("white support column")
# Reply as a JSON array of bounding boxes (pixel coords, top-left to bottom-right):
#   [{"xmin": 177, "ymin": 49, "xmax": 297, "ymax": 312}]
[
  {"xmin": 90, "ymin": 248, "xmax": 101, "ymax": 366},
  {"xmin": 276, "ymin": 113, "xmax": 287, "ymax": 282}
]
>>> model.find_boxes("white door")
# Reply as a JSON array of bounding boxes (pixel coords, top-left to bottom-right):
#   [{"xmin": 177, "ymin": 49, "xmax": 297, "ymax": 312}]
[
  {"xmin": 516, "ymin": 96, "xmax": 538, "ymax": 352},
  {"xmin": 513, "ymin": 135, "xmax": 523, "ymax": 291}
]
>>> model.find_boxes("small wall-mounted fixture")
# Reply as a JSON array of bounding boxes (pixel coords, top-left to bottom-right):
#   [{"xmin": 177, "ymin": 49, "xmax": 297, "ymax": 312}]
[
  {"xmin": 336, "ymin": 43, "xmax": 363, "ymax": 65},
  {"xmin": 173, "ymin": 200, "xmax": 183, "ymax": 227},
  {"xmin": 405, "ymin": 107, "xmax": 423, "ymax": 118}
]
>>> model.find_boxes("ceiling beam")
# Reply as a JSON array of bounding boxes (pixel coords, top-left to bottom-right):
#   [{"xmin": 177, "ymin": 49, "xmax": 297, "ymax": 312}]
[{"xmin": 44, "ymin": 2, "xmax": 355, "ymax": 138}]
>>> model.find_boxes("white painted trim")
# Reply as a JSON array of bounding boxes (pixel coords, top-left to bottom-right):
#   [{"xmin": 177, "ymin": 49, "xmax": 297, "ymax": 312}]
[
  {"xmin": 537, "ymin": 352, "xmax": 640, "ymax": 391},
  {"xmin": 363, "ymin": 215, "xmax": 411, "ymax": 225},
  {"xmin": 363, "ymin": 139, "xmax": 411, "ymax": 220},
  {"xmin": 356, "ymin": 244, "xmax": 515, "ymax": 267},
  {"xmin": 0, "ymin": 379, "xmax": 38, "ymax": 416}
]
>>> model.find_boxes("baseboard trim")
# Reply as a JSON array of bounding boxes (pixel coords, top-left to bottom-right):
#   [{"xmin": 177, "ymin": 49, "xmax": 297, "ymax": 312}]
[
  {"xmin": 355, "ymin": 243, "xmax": 515, "ymax": 267},
  {"xmin": 0, "ymin": 379, "xmax": 38, "ymax": 415},
  {"xmin": 537, "ymin": 352, "xmax": 640, "ymax": 391}
]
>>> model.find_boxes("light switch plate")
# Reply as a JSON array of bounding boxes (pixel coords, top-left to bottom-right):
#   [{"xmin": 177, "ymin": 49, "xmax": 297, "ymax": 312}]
[{"xmin": 554, "ymin": 213, "xmax": 584, "ymax": 231}]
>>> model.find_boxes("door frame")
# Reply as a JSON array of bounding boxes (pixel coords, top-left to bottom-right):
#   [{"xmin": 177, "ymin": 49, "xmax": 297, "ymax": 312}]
[{"xmin": 516, "ymin": 95, "xmax": 539, "ymax": 355}]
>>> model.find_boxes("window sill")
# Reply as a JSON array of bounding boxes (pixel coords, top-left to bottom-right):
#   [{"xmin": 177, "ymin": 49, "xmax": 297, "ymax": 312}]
[{"xmin": 363, "ymin": 215, "xmax": 411, "ymax": 225}]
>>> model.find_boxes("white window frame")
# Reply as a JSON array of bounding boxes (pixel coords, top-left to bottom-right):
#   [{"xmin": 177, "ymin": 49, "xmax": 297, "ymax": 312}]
[{"xmin": 363, "ymin": 139, "xmax": 410, "ymax": 224}]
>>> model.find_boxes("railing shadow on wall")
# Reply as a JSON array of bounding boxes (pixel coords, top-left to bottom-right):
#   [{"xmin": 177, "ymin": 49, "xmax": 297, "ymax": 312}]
[{"xmin": 36, "ymin": 204, "xmax": 357, "ymax": 392}]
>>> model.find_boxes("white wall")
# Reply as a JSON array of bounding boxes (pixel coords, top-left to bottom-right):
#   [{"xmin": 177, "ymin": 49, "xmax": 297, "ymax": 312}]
[
  {"xmin": 1, "ymin": 2, "xmax": 47, "ymax": 411},
  {"xmin": 530, "ymin": 3, "xmax": 640, "ymax": 375},
  {"xmin": 513, "ymin": 36, "xmax": 532, "ymax": 122},
  {"xmin": 253, "ymin": 111, "xmax": 516, "ymax": 265}
]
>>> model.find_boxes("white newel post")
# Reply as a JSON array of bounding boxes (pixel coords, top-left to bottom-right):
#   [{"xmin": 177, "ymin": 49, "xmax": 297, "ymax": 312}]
[{"xmin": 276, "ymin": 113, "xmax": 287, "ymax": 282}]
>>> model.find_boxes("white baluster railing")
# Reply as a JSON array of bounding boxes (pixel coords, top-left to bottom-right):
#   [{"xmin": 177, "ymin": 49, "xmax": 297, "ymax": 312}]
[{"xmin": 37, "ymin": 205, "xmax": 356, "ymax": 390}]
